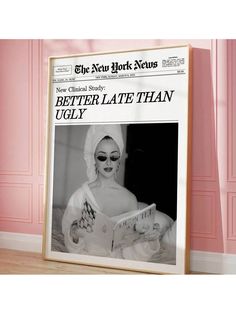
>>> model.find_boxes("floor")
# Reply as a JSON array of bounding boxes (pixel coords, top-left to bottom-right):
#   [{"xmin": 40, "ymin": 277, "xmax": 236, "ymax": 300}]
[
  {"xmin": 0, "ymin": 248, "xmax": 205, "ymax": 274},
  {"xmin": 0, "ymin": 249, "xmax": 140, "ymax": 274}
]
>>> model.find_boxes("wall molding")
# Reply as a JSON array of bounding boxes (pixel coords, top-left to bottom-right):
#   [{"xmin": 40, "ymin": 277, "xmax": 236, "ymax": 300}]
[
  {"xmin": 227, "ymin": 192, "xmax": 236, "ymax": 240},
  {"xmin": 191, "ymin": 40, "xmax": 217, "ymax": 182},
  {"xmin": 0, "ymin": 232, "xmax": 236, "ymax": 274},
  {"xmin": 227, "ymin": 40, "xmax": 236, "ymax": 182},
  {"xmin": 191, "ymin": 191, "xmax": 217, "ymax": 239},
  {"xmin": 190, "ymin": 250, "xmax": 236, "ymax": 274},
  {"xmin": 0, "ymin": 183, "xmax": 33, "ymax": 223},
  {"xmin": 38, "ymin": 39, "xmax": 45, "ymax": 177},
  {"xmin": 0, "ymin": 232, "xmax": 42, "ymax": 253},
  {"xmin": 0, "ymin": 40, "xmax": 33, "ymax": 176},
  {"xmin": 38, "ymin": 184, "xmax": 44, "ymax": 224}
]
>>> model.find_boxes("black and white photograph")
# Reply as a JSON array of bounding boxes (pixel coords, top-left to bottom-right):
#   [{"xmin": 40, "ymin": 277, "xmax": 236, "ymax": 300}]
[
  {"xmin": 44, "ymin": 45, "xmax": 191, "ymax": 274},
  {"xmin": 51, "ymin": 123, "xmax": 178, "ymax": 265}
]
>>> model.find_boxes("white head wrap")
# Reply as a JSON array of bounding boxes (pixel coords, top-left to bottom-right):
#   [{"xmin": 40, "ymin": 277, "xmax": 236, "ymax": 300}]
[{"xmin": 84, "ymin": 124, "xmax": 124, "ymax": 182}]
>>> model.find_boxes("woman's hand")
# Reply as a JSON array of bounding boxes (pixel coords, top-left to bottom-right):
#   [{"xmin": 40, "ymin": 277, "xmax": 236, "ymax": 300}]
[
  {"xmin": 143, "ymin": 229, "xmax": 160, "ymax": 241},
  {"xmin": 134, "ymin": 222, "xmax": 160, "ymax": 241},
  {"xmin": 134, "ymin": 221, "xmax": 150, "ymax": 234},
  {"xmin": 70, "ymin": 221, "xmax": 80, "ymax": 244},
  {"xmin": 143, "ymin": 223, "xmax": 161, "ymax": 241}
]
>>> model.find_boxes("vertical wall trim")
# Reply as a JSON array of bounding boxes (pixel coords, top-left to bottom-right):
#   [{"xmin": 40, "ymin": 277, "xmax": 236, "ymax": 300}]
[
  {"xmin": 211, "ymin": 39, "xmax": 218, "ymax": 148},
  {"xmin": 28, "ymin": 40, "xmax": 34, "ymax": 177},
  {"xmin": 215, "ymin": 40, "xmax": 228, "ymax": 252},
  {"xmin": 38, "ymin": 39, "xmax": 44, "ymax": 177},
  {"xmin": 227, "ymin": 41, "xmax": 236, "ymax": 182}
]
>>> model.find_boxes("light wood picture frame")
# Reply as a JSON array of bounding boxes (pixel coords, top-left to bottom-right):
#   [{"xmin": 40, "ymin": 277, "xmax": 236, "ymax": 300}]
[{"xmin": 43, "ymin": 45, "xmax": 192, "ymax": 274}]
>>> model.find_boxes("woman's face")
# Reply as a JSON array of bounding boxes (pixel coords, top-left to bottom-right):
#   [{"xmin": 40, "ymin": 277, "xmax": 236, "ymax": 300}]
[{"xmin": 95, "ymin": 138, "xmax": 120, "ymax": 179}]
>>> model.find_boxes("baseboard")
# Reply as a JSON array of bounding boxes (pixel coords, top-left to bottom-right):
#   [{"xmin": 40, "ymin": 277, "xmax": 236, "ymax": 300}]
[
  {"xmin": 190, "ymin": 250, "xmax": 236, "ymax": 274},
  {"xmin": 0, "ymin": 231, "xmax": 42, "ymax": 253},
  {"xmin": 0, "ymin": 231, "xmax": 236, "ymax": 274}
]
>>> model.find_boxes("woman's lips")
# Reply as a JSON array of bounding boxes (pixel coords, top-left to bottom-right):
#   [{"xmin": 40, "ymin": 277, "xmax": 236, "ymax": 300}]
[{"xmin": 104, "ymin": 167, "xmax": 113, "ymax": 172}]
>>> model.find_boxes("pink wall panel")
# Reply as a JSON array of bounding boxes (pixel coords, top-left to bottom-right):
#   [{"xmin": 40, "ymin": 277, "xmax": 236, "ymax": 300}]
[
  {"xmin": 0, "ymin": 40, "xmax": 32, "ymax": 175},
  {"xmin": 224, "ymin": 40, "xmax": 236, "ymax": 253},
  {"xmin": 0, "ymin": 40, "xmax": 42, "ymax": 234},
  {"xmin": 0, "ymin": 183, "xmax": 32, "ymax": 223},
  {"xmin": 191, "ymin": 191, "xmax": 216, "ymax": 238},
  {"xmin": 191, "ymin": 47, "xmax": 217, "ymax": 181},
  {"xmin": 0, "ymin": 39, "xmax": 235, "ymax": 255}
]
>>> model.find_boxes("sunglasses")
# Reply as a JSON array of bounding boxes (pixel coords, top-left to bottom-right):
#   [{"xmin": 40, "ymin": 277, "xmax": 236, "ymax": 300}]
[{"xmin": 96, "ymin": 155, "xmax": 120, "ymax": 162}]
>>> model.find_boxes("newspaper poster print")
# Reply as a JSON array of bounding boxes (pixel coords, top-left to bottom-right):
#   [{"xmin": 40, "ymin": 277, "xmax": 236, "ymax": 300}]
[{"xmin": 44, "ymin": 46, "xmax": 192, "ymax": 274}]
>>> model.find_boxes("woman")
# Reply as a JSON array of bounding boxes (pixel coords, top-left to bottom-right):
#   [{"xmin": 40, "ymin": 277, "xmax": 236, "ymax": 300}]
[{"xmin": 62, "ymin": 124, "xmax": 175, "ymax": 262}]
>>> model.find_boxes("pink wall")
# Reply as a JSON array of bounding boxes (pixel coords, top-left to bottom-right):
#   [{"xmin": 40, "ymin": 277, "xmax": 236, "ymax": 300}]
[{"xmin": 0, "ymin": 39, "xmax": 235, "ymax": 254}]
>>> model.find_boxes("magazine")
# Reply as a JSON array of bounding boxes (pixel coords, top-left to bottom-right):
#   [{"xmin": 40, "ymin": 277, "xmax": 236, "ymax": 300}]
[{"xmin": 76, "ymin": 201, "xmax": 156, "ymax": 252}]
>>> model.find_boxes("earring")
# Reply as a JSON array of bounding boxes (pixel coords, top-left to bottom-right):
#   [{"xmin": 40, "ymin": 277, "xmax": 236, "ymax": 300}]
[{"xmin": 116, "ymin": 162, "xmax": 120, "ymax": 172}]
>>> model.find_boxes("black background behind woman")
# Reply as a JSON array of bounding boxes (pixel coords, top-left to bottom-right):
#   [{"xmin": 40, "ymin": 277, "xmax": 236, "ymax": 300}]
[{"xmin": 124, "ymin": 123, "xmax": 178, "ymax": 221}]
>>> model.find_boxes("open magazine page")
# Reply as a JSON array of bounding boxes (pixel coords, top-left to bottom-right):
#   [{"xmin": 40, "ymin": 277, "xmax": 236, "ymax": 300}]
[
  {"xmin": 77, "ymin": 201, "xmax": 114, "ymax": 252},
  {"xmin": 111, "ymin": 204, "xmax": 156, "ymax": 250},
  {"xmin": 79, "ymin": 201, "xmax": 156, "ymax": 252}
]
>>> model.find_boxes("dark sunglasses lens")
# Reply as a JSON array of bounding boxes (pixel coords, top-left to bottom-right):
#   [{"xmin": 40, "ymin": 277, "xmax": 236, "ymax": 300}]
[
  {"xmin": 110, "ymin": 156, "xmax": 120, "ymax": 161},
  {"xmin": 96, "ymin": 155, "xmax": 120, "ymax": 162},
  {"xmin": 97, "ymin": 156, "xmax": 107, "ymax": 162}
]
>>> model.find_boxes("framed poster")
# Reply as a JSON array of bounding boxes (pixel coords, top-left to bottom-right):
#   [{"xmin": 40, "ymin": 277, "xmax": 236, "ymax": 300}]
[{"xmin": 43, "ymin": 45, "xmax": 192, "ymax": 274}]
